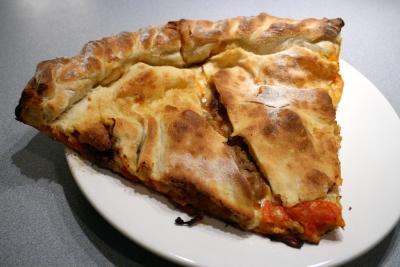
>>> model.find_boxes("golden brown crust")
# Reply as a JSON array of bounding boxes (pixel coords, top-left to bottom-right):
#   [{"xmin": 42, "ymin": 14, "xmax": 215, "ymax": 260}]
[
  {"xmin": 213, "ymin": 66, "xmax": 341, "ymax": 207},
  {"xmin": 46, "ymin": 61, "xmax": 266, "ymax": 227},
  {"xmin": 16, "ymin": 13, "xmax": 343, "ymax": 129},
  {"xmin": 203, "ymin": 45, "xmax": 343, "ymax": 107},
  {"xmin": 162, "ymin": 109, "xmax": 257, "ymax": 223},
  {"xmin": 15, "ymin": 13, "xmax": 345, "ymax": 245},
  {"xmin": 180, "ymin": 13, "xmax": 343, "ymax": 64},
  {"xmin": 15, "ymin": 24, "xmax": 184, "ymax": 127}
]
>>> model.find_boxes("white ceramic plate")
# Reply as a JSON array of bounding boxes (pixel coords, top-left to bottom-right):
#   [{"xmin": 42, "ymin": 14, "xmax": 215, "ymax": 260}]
[{"xmin": 66, "ymin": 60, "xmax": 400, "ymax": 267}]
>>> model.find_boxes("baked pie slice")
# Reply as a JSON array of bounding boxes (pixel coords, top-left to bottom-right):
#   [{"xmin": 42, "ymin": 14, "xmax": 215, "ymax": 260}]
[{"xmin": 15, "ymin": 13, "xmax": 345, "ymax": 246}]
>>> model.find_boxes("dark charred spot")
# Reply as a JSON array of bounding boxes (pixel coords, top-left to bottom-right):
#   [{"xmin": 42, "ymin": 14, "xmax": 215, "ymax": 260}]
[
  {"xmin": 181, "ymin": 109, "xmax": 203, "ymax": 127},
  {"xmin": 37, "ymin": 83, "xmax": 48, "ymax": 96},
  {"xmin": 164, "ymin": 105, "xmax": 178, "ymax": 112},
  {"xmin": 174, "ymin": 214, "xmax": 203, "ymax": 226},
  {"xmin": 270, "ymin": 235, "xmax": 304, "ymax": 248},
  {"xmin": 170, "ymin": 120, "xmax": 190, "ymax": 143},
  {"xmin": 262, "ymin": 123, "xmax": 276, "ymax": 137},
  {"xmin": 15, "ymin": 78, "xmax": 39, "ymax": 121},
  {"xmin": 305, "ymin": 169, "xmax": 329, "ymax": 187},
  {"xmin": 279, "ymin": 109, "xmax": 306, "ymax": 134}
]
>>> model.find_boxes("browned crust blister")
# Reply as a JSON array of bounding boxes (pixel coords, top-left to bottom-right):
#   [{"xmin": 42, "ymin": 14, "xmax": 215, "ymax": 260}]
[{"xmin": 15, "ymin": 13, "xmax": 345, "ymax": 245}]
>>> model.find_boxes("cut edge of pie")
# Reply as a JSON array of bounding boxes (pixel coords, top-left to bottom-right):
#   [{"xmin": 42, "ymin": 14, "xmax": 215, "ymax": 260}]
[{"xmin": 15, "ymin": 13, "xmax": 345, "ymax": 247}]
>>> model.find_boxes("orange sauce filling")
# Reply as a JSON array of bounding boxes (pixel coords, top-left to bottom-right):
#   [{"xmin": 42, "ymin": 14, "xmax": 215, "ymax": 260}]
[
  {"xmin": 262, "ymin": 200, "xmax": 344, "ymax": 239},
  {"xmin": 262, "ymin": 202, "xmax": 291, "ymax": 227},
  {"xmin": 287, "ymin": 200, "xmax": 344, "ymax": 238}
]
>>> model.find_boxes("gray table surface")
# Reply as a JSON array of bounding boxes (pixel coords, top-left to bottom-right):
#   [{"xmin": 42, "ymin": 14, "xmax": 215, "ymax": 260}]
[{"xmin": 1, "ymin": 0, "xmax": 399, "ymax": 266}]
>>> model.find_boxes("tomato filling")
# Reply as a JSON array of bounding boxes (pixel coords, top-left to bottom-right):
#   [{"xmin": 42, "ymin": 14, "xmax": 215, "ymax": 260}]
[
  {"xmin": 286, "ymin": 200, "xmax": 344, "ymax": 239},
  {"xmin": 262, "ymin": 202, "xmax": 291, "ymax": 228},
  {"xmin": 262, "ymin": 200, "xmax": 344, "ymax": 239}
]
